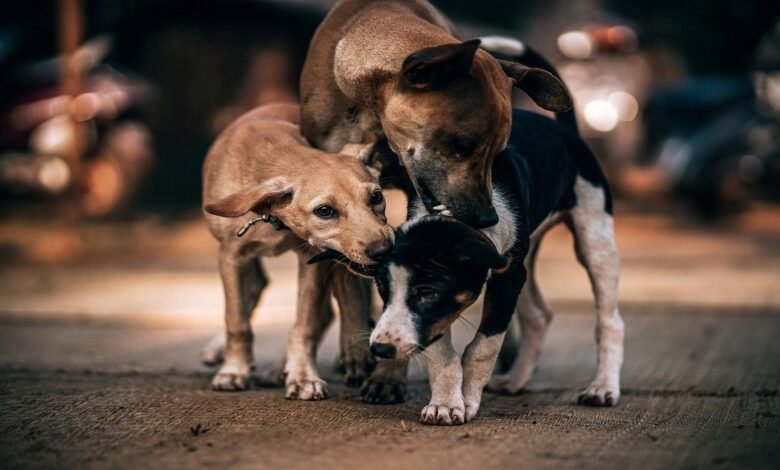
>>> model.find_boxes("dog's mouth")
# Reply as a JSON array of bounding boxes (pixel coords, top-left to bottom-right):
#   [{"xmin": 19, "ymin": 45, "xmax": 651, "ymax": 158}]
[
  {"xmin": 307, "ymin": 249, "xmax": 377, "ymax": 277},
  {"xmin": 416, "ymin": 179, "xmax": 454, "ymax": 217}
]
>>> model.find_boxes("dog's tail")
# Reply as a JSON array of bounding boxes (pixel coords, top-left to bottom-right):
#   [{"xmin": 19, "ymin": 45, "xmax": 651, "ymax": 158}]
[{"xmin": 478, "ymin": 36, "xmax": 579, "ymax": 134}]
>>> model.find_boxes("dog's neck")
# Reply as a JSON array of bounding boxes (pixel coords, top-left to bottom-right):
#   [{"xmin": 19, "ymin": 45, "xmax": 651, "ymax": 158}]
[{"xmin": 407, "ymin": 187, "xmax": 517, "ymax": 255}]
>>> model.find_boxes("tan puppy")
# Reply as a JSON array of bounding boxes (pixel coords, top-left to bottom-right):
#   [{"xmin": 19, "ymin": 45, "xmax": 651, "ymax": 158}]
[
  {"xmin": 300, "ymin": 0, "xmax": 572, "ymax": 227},
  {"xmin": 202, "ymin": 102, "xmax": 394, "ymax": 399}
]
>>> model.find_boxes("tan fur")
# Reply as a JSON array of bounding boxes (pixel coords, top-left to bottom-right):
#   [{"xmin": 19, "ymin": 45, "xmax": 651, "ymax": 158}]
[{"xmin": 202, "ymin": 103, "xmax": 393, "ymax": 396}]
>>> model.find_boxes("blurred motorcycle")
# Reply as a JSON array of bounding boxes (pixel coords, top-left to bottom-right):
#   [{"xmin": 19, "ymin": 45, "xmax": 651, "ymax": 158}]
[
  {"xmin": 642, "ymin": 20, "xmax": 780, "ymax": 215},
  {"xmin": 0, "ymin": 36, "xmax": 155, "ymax": 217}
]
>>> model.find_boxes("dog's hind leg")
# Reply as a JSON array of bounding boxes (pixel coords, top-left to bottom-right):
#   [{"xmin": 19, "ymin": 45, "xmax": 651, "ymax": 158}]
[
  {"xmin": 331, "ymin": 266, "xmax": 377, "ymax": 388},
  {"xmin": 328, "ymin": 263, "xmax": 407, "ymax": 404},
  {"xmin": 284, "ymin": 253, "xmax": 334, "ymax": 400},
  {"xmin": 202, "ymin": 257, "xmax": 269, "ymax": 368},
  {"xmin": 487, "ymin": 236, "xmax": 552, "ymax": 394},
  {"xmin": 361, "ymin": 358, "xmax": 408, "ymax": 404},
  {"xmin": 495, "ymin": 316, "xmax": 519, "ymax": 373},
  {"xmin": 569, "ymin": 177, "xmax": 624, "ymax": 406},
  {"xmin": 211, "ymin": 252, "xmax": 267, "ymax": 391},
  {"xmin": 200, "ymin": 332, "xmax": 226, "ymax": 367}
]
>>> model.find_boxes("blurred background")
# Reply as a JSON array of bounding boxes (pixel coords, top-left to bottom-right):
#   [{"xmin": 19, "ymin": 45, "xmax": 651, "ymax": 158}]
[{"xmin": 1, "ymin": 0, "xmax": 780, "ymax": 334}]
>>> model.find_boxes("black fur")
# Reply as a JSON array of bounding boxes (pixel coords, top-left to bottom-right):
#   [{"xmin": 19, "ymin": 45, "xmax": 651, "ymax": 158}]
[
  {"xmin": 375, "ymin": 217, "xmax": 505, "ymax": 345},
  {"xmin": 376, "ymin": 107, "xmax": 612, "ymax": 345}
]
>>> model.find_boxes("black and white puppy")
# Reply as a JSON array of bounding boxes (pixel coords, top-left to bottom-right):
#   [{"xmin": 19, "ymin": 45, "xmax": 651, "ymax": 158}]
[{"xmin": 369, "ymin": 102, "xmax": 624, "ymax": 425}]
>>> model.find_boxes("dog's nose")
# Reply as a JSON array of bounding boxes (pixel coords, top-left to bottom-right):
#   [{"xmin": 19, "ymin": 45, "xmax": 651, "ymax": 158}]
[
  {"xmin": 370, "ymin": 342, "xmax": 396, "ymax": 359},
  {"xmin": 365, "ymin": 238, "xmax": 392, "ymax": 261},
  {"xmin": 474, "ymin": 206, "xmax": 499, "ymax": 228}
]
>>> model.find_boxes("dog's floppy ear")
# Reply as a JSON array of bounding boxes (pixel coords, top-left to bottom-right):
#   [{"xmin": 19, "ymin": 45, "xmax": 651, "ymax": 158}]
[
  {"xmin": 339, "ymin": 142, "xmax": 381, "ymax": 178},
  {"xmin": 402, "ymin": 39, "xmax": 481, "ymax": 89},
  {"xmin": 498, "ymin": 60, "xmax": 572, "ymax": 113},
  {"xmin": 204, "ymin": 178, "xmax": 293, "ymax": 218},
  {"xmin": 444, "ymin": 222, "xmax": 509, "ymax": 271}
]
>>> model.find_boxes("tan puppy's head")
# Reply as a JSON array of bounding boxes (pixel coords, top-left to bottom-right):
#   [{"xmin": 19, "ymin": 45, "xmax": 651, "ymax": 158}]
[
  {"xmin": 381, "ymin": 39, "xmax": 571, "ymax": 228},
  {"xmin": 205, "ymin": 143, "xmax": 394, "ymax": 266}
]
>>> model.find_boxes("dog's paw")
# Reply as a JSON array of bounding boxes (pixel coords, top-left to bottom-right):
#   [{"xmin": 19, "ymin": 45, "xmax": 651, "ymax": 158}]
[
  {"xmin": 341, "ymin": 348, "xmax": 376, "ymax": 388},
  {"xmin": 486, "ymin": 374, "xmax": 527, "ymax": 395},
  {"xmin": 254, "ymin": 364, "xmax": 285, "ymax": 387},
  {"xmin": 211, "ymin": 364, "xmax": 251, "ymax": 391},
  {"xmin": 200, "ymin": 334, "xmax": 225, "ymax": 366},
  {"xmin": 577, "ymin": 381, "xmax": 620, "ymax": 407},
  {"xmin": 285, "ymin": 377, "xmax": 328, "ymax": 400},
  {"xmin": 420, "ymin": 402, "xmax": 466, "ymax": 426},
  {"xmin": 360, "ymin": 376, "xmax": 406, "ymax": 404},
  {"xmin": 464, "ymin": 400, "xmax": 480, "ymax": 422}
]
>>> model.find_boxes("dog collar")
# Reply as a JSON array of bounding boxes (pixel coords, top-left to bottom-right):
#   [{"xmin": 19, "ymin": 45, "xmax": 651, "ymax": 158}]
[{"xmin": 236, "ymin": 215, "xmax": 288, "ymax": 237}]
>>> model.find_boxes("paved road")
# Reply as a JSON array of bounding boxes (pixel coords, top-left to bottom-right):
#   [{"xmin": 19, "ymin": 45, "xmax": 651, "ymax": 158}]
[
  {"xmin": 1, "ymin": 208, "xmax": 779, "ymax": 469},
  {"xmin": 1, "ymin": 307, "xmax": 778, "ymax": 469}
]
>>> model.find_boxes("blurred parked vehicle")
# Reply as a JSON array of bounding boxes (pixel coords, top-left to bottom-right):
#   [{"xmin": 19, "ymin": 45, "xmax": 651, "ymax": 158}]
[
  {"xmin": 0, "ymin": 36, "xmax": 155, "ymax": 217},
  {"xmin": 554, "ymin": 20, "xmax": 650, "ymax": 183},
  {"xmin": 642, "ymin": 20, "xmax": 780, "ymax": 215}
]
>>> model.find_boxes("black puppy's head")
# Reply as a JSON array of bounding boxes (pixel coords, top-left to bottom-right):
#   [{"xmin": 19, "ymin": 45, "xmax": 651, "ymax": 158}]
[{"xmin": 369, "ymin": 216, "xmax": 509, "ymax": 360}]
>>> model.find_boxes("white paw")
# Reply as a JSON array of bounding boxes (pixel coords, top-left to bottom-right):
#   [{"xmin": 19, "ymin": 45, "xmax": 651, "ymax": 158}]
[
  {"xmin": 463, "ymin": 398, "xmax": 482, "ymax": 422},
  {"xmin": 211, "ymin": 363, "xmax": 251, "ymax": 391},
  {"xmin": 200, "ymin": 334, "xmax": 225, "ymax": 366},
  {"xmin": 420, "ymin": 401, "xmax": 465, "ymax": 426},
  {"xmin": 578, "ymin": 381, "xmax": 620, "ymax": 407},
  {"xmin": 285, "ymin": 376, "xmax": 328, "ymax": 400},
  {"xmin": 486, "ymin": 373, "xmax": 528, "ymax": 395}
]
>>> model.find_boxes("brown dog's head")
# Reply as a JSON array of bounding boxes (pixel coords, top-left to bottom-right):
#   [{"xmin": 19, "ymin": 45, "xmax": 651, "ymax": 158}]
[
  {"xmin": 380, "ymin": 39, "xmax": 571, "ymax": 228},
  {"xmin": 205, "ymin": 143, "xmax": 394, "ymax": 266}
]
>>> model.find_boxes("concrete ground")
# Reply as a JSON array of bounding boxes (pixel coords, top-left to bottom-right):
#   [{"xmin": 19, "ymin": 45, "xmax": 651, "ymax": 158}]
[{"xmin": 1, "ymin": 204, "xmax": 779, "ymax": 469}]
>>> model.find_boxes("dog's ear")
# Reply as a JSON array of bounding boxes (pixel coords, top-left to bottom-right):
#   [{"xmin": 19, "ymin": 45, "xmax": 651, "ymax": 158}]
[
  {"xmin": 339, "ymin": 142, "xmax": 381, "ymax": 178},
  {"xmin": 454, "ymin": 234, "xmax": 509, "ymax": 271},
  {"xmin": 402, "ymin": 39, "xmax": 481, "ymax": 89},
  {"xmin": 498, "ymin": 60, "xmax": 572, "ymax": 113},
  {"xmin": 445, "ymin": 223, "xmax": 510, "ymax": 271},
  {"xmin": 204, "ymin": 178, "xmax": 293, "ymax": 218}
]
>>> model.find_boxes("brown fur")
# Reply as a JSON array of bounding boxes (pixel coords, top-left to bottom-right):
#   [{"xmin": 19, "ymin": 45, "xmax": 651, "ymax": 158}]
[
  {"xmin": 202, "ymin": 103, "xmax": 393, "ymax": 396},
  {"xmin": 300, "ymin": 0, "xmax": 571, "ymax": 227}
]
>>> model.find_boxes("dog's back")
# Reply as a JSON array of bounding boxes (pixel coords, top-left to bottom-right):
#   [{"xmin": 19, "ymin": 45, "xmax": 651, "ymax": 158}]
[{"xmin": 494, "ymin": 109, "xmax": 613, "ymax": 234}]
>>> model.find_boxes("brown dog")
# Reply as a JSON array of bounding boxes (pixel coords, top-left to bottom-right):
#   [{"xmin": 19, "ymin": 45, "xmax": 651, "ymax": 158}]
[
  {"xmin": 202, "ymin": 102, "xmax": 395, "ymax": 399},
  {"xmin": 300, "ymin": 0, "xmax": 572, "ymax": 227}
]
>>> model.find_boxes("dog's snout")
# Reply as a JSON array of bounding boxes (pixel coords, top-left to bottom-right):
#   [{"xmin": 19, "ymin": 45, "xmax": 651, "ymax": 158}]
[
  {"xmin": 370, "ymin": 342, "xmax": 396, "ymax": 359},
  {"xmin": 474, "ymin": 206, "xmax": 499, "ymax": 228},
  {"xmin": 365, "ymin": 238, "xmax": 393, "ymax": 261}
]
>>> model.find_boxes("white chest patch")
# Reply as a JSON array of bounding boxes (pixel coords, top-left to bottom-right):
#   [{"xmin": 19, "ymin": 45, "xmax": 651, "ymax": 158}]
[{"xmin": 478, "ymin": 187, "xmax": 516, "ymax": 255}]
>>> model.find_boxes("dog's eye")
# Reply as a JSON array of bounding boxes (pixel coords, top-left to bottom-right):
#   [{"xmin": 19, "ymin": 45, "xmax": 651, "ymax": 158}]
[
  {"xmin": 314, "ymin": 205, "xmax": 337, "ymax": 219},
  {"xmin": 370, "ymin": 190, "xmax": 384, "ymax": 205},
  {"xmin": 413, "ymin": 288, "xmax": 439, "ymax": 303}
]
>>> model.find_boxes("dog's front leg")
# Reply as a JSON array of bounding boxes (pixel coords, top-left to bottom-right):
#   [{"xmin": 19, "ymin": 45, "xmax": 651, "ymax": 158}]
[
  {"xmin": 284, "ymin": 254, "xmax": 333, "ymax": 400},
  {"xmin": 420, "ymin": 328, "xmax": 465, "ymax": 425},
  {"xmin": 212, "ymin": 251, "xmax": 267, "ymax": 391},
  {"xmin": 331, "ymin": 266, "xmax": 376, "ymax": 388},
  {"xmin": 462, "ymin": 265, "xmax": 527, "ymax": 421}
]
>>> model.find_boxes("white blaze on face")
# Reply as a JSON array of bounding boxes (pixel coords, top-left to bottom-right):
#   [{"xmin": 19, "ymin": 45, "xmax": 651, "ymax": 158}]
[{"xmin": 370, "ymin": 264, "xmax": 419, "ymax": 357}]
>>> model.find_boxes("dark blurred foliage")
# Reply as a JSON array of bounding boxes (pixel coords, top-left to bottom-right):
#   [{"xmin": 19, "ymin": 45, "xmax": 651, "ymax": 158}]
[{"xmin": 603, "ymin": 0, "xmax": 780, "ymax": 74}]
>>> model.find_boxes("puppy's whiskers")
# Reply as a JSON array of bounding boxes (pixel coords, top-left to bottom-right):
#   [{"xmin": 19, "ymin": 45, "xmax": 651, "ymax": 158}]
[{"xmin": 457, "ymin": 315, "xmax": 477, "ymax": 332}]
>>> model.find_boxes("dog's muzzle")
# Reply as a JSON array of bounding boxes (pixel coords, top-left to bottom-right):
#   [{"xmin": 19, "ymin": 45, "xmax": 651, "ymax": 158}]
[{"xmin": 307, "ymin": 249, "xmax": 377, "ymax": 277}]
